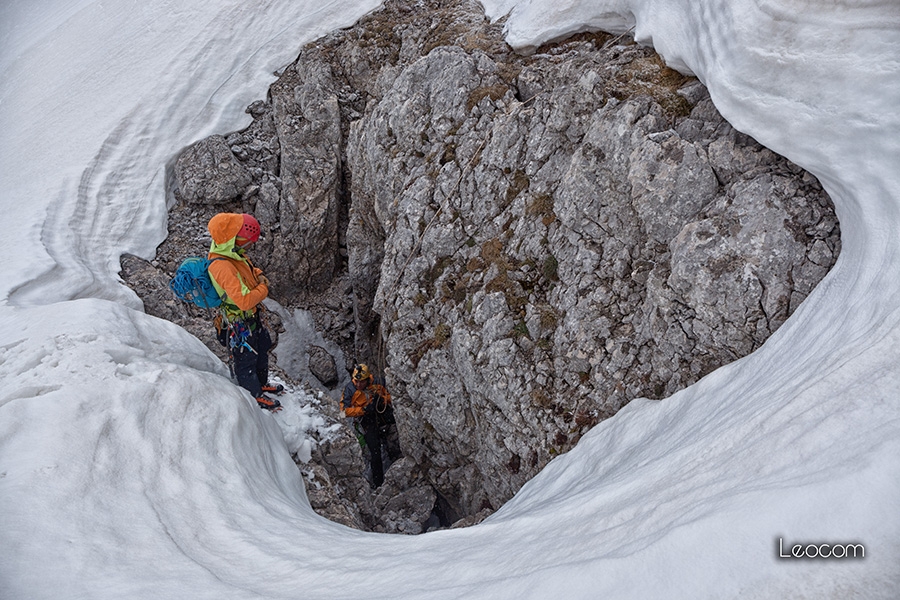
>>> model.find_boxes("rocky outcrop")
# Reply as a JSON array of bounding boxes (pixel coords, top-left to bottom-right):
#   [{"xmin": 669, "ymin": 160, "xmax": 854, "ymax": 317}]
[
  {"xmin": 267, "ymin": 60, "xmax": 343, "ymax": 295},
  {"xmin": 174, "ymin": 135, "xmax": 252, "ymax": 205},
  {"xmin": 345, "ymin": 40, "xmax": 838, "ymax": 515},
  {"xmin": 308, "ymin": 345, "xmax": 339, "ymax": 387},
  {"xmin": 130, "ymin": 0, "xmax": 839, "ymax": 529},
  {"xmin": 299, "ymin": 427, "xmax": 376, "ymax": 530}
]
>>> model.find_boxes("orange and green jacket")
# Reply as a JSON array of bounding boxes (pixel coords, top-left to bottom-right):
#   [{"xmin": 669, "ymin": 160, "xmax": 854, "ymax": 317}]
[
  {"xmin": 207, "ymin": 213, "xmax": 268, "ymax": 322},
  {"xmin": 340, "ymin": 377, "xmax": 391, "ymax": 418}
]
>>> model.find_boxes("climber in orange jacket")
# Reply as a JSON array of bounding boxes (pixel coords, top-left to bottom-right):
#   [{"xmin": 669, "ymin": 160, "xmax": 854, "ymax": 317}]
[
  {"xmin": 207, "ymin": 212, "xmax": 282, "ymax": 411},
  {"xmin": 340, "ymin": 363, "xmax": 400, "ymax": 487}
]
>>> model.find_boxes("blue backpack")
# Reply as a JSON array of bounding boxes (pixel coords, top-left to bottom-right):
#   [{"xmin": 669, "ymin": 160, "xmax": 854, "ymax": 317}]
[{"xmin": 169, "ymin": 257, "xmax": 224, "ymax": 308}]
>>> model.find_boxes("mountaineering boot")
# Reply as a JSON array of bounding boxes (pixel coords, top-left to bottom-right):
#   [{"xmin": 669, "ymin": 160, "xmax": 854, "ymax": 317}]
[
  {"xmin": 256, "ymin": 396, "xmax": 282, "ymax": 412},
  {"xmin": 261, "ymin": 383, "xmax": 284, "ymax": 394}
]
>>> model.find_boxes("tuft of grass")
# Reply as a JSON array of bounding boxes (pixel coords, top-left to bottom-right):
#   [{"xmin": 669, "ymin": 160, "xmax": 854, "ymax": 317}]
[
  {"xmin": 532, "ymin": 389, "xmax": 552, "ymax": 407},
  {"xmin": 487, "ymin": 272, "xmax": 527, "ymax": 313},
  {"xmin": 481, "ymin": 238, "xmax": 506, "ymax": 267},
  {"xmin": 539, "ymin": 307, "xmax": 558, "ymax": 330},
  {"xmin": 511, "ymin": 319, "xmax": 531, "ymax": 339},
  {"xmin": 504, "ymin": 170, "xmax": 530, "ymax": 207},
  {"xmin": 574, "ymin": 410, "xmax": 599, "ymax": 429},
  {"xmin": 608, "ymin": 53, "xmax": 694, "ymax": 118},
  {"xmin": 434, "ymin": 323, "xmax": 453, "ymax": 345},
  {"xmin": 542, "ymin": 255, "xmax": 559, "ymax": 281},
  {"xmin": 527, "ymin": 194, "xmax": 557, "ymax": 226},
  {"xmin": 440, "ymin": 143, "xmax": 457, "ymax": 165},
  {"xmin": 422, "ymin": 256, "xmax": 453, "ymax": 292},
  {"xmin": 410, "ymin": 323, "xmax": 453, "ymax": 367},
  {"xmin": 466, "ymin": 84, "xmax": 509, "ymax": 112},
  {"xmin": 442, "ymin": 277, "xmax": 469, "ymax": 305}
]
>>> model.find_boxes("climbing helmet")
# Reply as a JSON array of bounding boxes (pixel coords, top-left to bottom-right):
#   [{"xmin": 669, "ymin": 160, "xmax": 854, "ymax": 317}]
[
  {"xmin": 352, "ymin": 363, "xmax": 372, "ymax": 382},
  {"xmin": 236, "ymin": 214, "xmax": 261, "ymax": 245}
]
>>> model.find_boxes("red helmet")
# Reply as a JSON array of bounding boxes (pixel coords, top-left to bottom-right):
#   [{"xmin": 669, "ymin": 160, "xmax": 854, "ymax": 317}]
[{"xmin": 237, "ymin": 214, "xmax": 260, "ymax": 244}]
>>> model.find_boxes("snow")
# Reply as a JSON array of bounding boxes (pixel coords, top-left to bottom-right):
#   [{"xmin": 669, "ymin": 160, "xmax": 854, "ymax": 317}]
[{"xmin": 1, "ymin": 0, "xmax": 898, "ymax": 598}]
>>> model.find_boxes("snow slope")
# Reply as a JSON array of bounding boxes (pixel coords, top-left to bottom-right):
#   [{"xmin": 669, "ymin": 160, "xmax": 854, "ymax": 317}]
[{"xmin": 1, "ymin": 0, "xmax": 898, "ymax": 598}]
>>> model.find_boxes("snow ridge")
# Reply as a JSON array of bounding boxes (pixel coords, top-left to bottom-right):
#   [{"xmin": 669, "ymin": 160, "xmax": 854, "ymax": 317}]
[{"xmin": 1, "ymin": 0, "xmax": 898, "ymax": 598}]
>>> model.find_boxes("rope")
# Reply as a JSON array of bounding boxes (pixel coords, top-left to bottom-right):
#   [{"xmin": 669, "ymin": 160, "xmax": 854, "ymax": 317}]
[{"xmin": 364, "ymin": 387, "xmax": 389, "ymax": 414}]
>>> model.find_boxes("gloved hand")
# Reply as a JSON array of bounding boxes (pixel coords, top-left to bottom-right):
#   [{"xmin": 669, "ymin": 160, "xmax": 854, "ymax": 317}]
[
  {"xmin": 364, "ymin": 401, "xmax": 376, "ymax": 415},
  {"xmin": 258, "ymin": 275, "xmax": 270, "ymax": 287}
]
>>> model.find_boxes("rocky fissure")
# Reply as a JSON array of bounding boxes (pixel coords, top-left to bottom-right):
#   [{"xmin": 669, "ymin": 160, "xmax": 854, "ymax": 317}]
[{"xmin": 122, "ymin": 0, "xmax": 840, "ymax": 533}]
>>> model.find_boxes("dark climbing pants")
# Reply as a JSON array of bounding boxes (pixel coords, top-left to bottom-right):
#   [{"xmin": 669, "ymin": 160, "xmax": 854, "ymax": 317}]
[
  {"xmin": 361, "ymin": 416, "xmax": 385, "ymax": 487},
  {"xmin": 359, "ymin": 409, "xmax": 401, "ymax": 488},
  {"xmin": 232, "ymin": 325, "xmax": 272, "ymax": 398}
]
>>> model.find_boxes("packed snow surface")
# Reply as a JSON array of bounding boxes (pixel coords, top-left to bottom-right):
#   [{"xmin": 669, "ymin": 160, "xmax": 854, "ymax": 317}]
[{"xmin": 1, "ymin": 0, "xmax": 899, "ymax": 598}]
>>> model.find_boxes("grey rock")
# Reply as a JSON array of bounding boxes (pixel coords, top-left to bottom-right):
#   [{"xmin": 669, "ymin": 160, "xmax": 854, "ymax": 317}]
[
  {"xmin": 372, "ymin": 458, "xmax": 437, "ymax": 534},
  {"xmin": 266, "ymin": 60, "xmax": 343, "ymax": 295},
  {"xmin": 174, "ymin": 135, "xmax": 252, "ymax": 204},
  {"xmin": 450, "ymin": 508, "xmax": 493, "ymax": 529},
  {"xmin": 308, "ymin": 345, "xmax": 338, "ymax": 387}
]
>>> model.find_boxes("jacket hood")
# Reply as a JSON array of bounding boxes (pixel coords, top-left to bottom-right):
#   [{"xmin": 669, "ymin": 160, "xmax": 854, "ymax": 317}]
[
  {"xmin": 207, "ymin": 213, "xmax": 247, "ymax": 258},
  {"xmin": 208, "ymin": 213, "xmax": 244, "ymax": 244}
]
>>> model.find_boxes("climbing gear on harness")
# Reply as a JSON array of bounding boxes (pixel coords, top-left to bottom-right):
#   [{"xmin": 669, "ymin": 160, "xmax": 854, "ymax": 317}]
[
  {"xmin": 229, "ymin": 319, "xmax": 257, "ymax": 354},
  {"xmin": 213, "ymin": 313, "xmax": 229, "ymax": 347}
]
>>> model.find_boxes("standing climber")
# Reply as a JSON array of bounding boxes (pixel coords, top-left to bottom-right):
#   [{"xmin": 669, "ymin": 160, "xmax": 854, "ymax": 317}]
[
  {"xmin": 340, "ymin": 364, "xmax": 400, "ymax": 487},
  {"xmin": 207, "ymin": 212, "xmax": 282, "ymax": 411}
]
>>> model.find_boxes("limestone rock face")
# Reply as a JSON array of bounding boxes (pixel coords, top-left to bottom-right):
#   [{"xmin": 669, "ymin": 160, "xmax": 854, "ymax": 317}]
[
  {"xmin": 302, "ymin": 428, "xmax": 376, "ymax": 530},
  {"xmin": 345, "ymin": 39, "xmax": 839, "ymax": 516},
  {"xmin": 266, "ymin": 60, "xmax": 343, "ymax": 295},
  {"xmin": 372, "ymin": 458, "xmax": 437, "ymax": 534}
]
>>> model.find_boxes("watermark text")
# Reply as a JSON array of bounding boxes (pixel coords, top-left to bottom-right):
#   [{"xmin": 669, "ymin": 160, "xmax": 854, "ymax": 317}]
[{"xmin": 777, "ymin": 537, "xmax": 865, "ymax": 559}]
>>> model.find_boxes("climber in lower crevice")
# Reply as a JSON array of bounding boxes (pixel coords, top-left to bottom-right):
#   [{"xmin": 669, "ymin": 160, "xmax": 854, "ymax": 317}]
[{"xmin": 340, "ymin": 363, "xmax": 401, "ymax": 487}]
